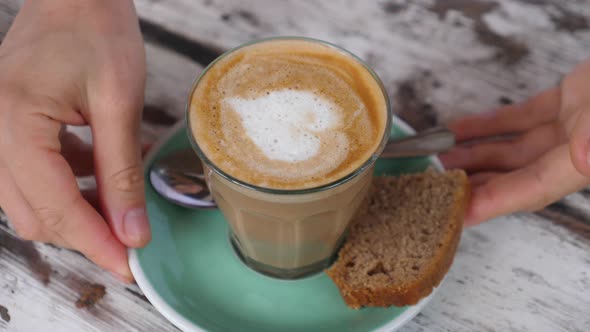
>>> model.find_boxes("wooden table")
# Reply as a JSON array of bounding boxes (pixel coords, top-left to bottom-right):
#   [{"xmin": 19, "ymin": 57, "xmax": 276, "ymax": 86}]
[{"xmin": 1, "ymin": 0, "xmax": 589, "ymax": 331}]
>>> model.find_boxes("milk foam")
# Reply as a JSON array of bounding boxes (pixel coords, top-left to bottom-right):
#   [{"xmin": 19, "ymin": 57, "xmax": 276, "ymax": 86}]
[
  {"xmin": 226, "ymin": 90, "xmax": 346, "ymax": 163},
  {"xmin": 190, "ymin": 39, "xmax": 388, "ymax": 189}
]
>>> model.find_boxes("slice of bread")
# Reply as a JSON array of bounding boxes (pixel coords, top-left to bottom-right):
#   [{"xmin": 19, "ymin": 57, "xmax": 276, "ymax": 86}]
[{"xmin": 326, "ymin": 169, "xmax": 469, "ymax": 309}]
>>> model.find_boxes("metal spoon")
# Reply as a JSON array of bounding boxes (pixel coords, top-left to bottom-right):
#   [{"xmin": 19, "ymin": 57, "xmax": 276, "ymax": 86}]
[{"xmin": 149, "ymin": 127, "xmax": 454, "ymax": 208}]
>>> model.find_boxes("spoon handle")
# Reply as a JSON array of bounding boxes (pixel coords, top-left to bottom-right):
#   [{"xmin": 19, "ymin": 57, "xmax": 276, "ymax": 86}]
[{"xmin": 380, "ymin": 127, "xmax": 455, "ymax": 159}]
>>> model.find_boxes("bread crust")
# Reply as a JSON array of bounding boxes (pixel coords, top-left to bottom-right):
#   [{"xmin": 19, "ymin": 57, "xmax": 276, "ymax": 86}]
[{"xmin": 326, "ymin": 170, "xmax": 470, "ymax": 309}]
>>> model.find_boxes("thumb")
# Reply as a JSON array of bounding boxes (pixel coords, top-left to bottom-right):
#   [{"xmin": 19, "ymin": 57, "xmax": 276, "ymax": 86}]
[
  {"xmin": 568, "ymin": 110, "xmax": 590, "ymax": 178},
  {"xmin": 91, "ymin": 106, "xmax": 151, "ymax": 248}
]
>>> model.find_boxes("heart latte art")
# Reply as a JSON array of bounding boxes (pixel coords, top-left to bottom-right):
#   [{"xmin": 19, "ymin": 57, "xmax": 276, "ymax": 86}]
[
  {"xmin": 189, "ymin": 39, "xmax": 388, "ymax": 190},
  {"xmin": 227, "ymin": 90, "xmax": 348, "ymax": 160}
]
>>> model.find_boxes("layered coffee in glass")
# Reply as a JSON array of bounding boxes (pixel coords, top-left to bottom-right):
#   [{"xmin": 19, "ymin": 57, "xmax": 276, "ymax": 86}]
[{"xmin": 187, "ymin": 37, "xmax": 391, "ymax": 279}]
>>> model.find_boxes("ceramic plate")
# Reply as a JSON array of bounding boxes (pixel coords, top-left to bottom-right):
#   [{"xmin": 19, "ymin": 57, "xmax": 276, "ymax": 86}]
[{"xmin": 130, "ymin": 117, "xmax": 443, "ymax": 332}]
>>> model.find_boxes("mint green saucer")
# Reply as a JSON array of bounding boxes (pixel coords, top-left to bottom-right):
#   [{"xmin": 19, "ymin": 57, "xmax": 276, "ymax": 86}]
[{"xmin": 130, "ymin": 117, "xmax": 443, "ymax": 332}]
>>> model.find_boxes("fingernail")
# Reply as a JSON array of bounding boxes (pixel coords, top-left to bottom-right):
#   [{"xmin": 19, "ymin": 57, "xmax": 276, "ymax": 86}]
[{"xmin": 122, "ymin": 207, "xmax": 151, "ymax": 245}]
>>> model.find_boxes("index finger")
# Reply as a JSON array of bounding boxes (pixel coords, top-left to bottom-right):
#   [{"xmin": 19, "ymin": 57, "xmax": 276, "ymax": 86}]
[
  {"xmin": 9, "ymin": 147, "xmax": 131, "ymax": 279},
  {"xmin": 465, "ymin": 144, "xmax": 589, "ymax": 225},
  {"xmin": 450, "ymin": 88, "xmax": 561, "ymax": 142},
  {"xmin": 5, "ymin": 113, "xmax": 131, "ymax": 279}
]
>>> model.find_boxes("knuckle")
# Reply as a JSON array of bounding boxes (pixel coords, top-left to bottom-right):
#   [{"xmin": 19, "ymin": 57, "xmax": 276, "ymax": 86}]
[
  {"xmin": 74, "ymin": 223, "xmax": 117, "ymax": 266},
  {"xmin": 478, "ymin": 184, "xmax": 497, "ymax": 205},
  {"xmin": 527, "ymin": 165, "xmax": 554, "ymax": 209},
  {"xmin": 531, "ymin": 164, "xmax": 548, "ymax": 185},
  {"xmin": 109, "ymin": 164, "xmax": 144, "ymax": 193},
  {"xmin": 0, "ymin": 92, "xmax": 62, "ymax": 155},
  {"xmin": 97, "ymin": 71, "xmax": 144, "ymax": 111},
  {"xmin": 33, "ymin": 206, "xmax": 65, "ymax": 232},
  {"xmin": 86, "ymin": 231, "xmax": 115, "ymax": 263}
]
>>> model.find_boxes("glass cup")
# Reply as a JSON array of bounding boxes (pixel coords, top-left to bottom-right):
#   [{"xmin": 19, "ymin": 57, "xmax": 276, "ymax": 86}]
[{"xmin": 187, "ymin": 37, "xmax": 391, "ymax": 279}]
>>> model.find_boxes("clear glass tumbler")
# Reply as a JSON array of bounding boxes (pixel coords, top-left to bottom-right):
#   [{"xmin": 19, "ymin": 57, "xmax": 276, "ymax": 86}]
[{"xmin": 187, "ymin": 37, "xmax": 391, "ymax": 279}]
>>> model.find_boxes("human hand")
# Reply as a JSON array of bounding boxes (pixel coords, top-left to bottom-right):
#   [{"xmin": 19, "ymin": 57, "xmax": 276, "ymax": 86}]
[
  {"xmin": 0, "ymin": 0, "xmax": 149, "ymax": 281},
  {"xmin": 440, "ymin": 59, "xmax": 590, "ymax": 226}
]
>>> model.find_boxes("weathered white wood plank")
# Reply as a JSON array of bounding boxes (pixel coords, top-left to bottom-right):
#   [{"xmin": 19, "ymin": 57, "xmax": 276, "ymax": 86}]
[
  {"xmin": 1, "ymin": 0, "xmax": 590, "ymax": 331},
  {"xmin": 408, "ymin": 215, "xmax": 590, "ymax": 332},
  {"xmin": 1, "ymin": 216, "xmax": 178, "ymax": 332},
  {"xmin": 133, "ymin": 0, "xmax": 590, "ymax": 127}
]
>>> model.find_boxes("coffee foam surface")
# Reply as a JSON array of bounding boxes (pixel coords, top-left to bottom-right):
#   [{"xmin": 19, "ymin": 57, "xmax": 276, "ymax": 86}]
[
  {"xmin": 189, "ymin": 39, "xmax": 387, "ymax": 190},
  {"xmin": 226, "ymin": 90, "xmax": 346, "ymax": 162}
]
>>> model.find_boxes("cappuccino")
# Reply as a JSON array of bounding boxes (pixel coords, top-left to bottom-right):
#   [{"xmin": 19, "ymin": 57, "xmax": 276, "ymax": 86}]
[
  {"xmin": 189, "ymin": 39, "xmax": 387, "ymax": 190},
  {"xmin": 187, "ymin": 38, "xmax": 391, "ymax": 278}
]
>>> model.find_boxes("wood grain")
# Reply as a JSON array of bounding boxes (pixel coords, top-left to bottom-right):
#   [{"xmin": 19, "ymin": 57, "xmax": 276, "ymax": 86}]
[
  {"xmin": 0, "ymin": 0, "xmax": 589, "ymax": 331},
  {"xmin": 133, "ymin": 0, "xmax": 590, "ymax": 126},
  {"xmin": 1, "ymin": 214, "xmax": 177, "ymax": 332}
]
